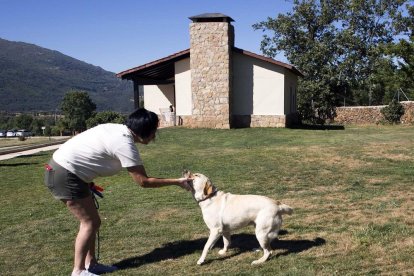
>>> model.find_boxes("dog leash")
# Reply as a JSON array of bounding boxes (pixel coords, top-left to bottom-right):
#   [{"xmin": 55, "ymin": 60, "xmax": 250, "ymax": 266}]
[{"xmin": 90, "ymin": 182, "xmax": 104, "ymax": 261}]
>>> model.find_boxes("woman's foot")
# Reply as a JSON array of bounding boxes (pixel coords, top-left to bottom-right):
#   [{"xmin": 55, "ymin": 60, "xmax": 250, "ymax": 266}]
[{"xmin": 71, "ymin": 269, "xmax": 98, "ymax": 276}]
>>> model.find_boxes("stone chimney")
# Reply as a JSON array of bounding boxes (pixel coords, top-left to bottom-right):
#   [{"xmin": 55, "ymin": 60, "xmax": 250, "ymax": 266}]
[{"xmin": 189, "ymin": 13, "xmax": 234, "ymax": 129}]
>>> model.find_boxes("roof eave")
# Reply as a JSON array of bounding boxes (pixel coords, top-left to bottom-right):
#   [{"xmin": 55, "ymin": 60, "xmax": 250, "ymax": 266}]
[
  {"xmin": 232, "ymin": 47, "xmax": 304, "ymax": 77},
  {"xmin": 116, "ymin": 49, "xmax": 190, "ymax": 80},
  {"xmin": 116, "ymin": 47, "xmax": 303, "ymax": 81}
]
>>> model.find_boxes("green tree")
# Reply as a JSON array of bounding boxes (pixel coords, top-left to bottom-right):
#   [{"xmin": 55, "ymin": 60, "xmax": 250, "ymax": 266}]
[
  {"xmin": 53, "ymin": 118, "xmax": 69, "ymax": 136},
  {"xmin": 0, "ymin": 113, "xmax": 13, "ymax": 130},
  {"xmin": 253, "ymin": 0, "xmax": 409, "ymax": 123},
  {"xmin": 44, "ymin": 125, "xmax": 52, "ymax": 136},
  {"xmin": 14, "ymin": 114, "xmax": 33, "ymax": 130},
  {"xmin": 61, "ymin": 90, "xmax": 96, "ymax": 134},
  {"xmin": 86, "ymin": 111, "xmax": 126, "ymax": 129},
  {"xmin": 385, "ymin": 4, "xmax": 414, "ymax": 100},
  {"xmin": 337, "ymin": 0, "xmax": 408, "ymax": 105},
  {"xmin": 30, "ymin": 118, "xmax": 44, "ymax": 136}
]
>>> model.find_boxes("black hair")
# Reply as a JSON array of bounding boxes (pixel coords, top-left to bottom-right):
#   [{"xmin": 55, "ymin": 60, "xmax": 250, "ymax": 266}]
[{"xmin": 125, "ymin": 108, "xmax": 159, "ymax": 139}]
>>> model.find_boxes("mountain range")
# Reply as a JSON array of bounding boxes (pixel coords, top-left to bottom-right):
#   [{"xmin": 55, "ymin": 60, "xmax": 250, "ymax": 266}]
[{"xmin": 0, "ymin": 37, "xmax": 134, "ymax": 113}]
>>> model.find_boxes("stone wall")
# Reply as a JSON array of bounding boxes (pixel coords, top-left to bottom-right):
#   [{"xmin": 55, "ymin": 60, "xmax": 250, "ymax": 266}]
[
  {"xmin": 189, "ymin": 21, "xmax": 234, "ymax": 129},
  {"xmin": 231, "ymin": 113, "xmax": 299, "ymax": 128},
  {"xmin": 334, "ymin": 101, "xmax": 414, "ymax": 124},
  {"xmin": 176, "ymin": 115, "xmax": 222, "ymax": 128},
  {"xmin": 250, "ymin": 115, "xmax": 286, "ymax": 128},
  {"xmin": 401, "ymin": 101, "xmax": 414, "ymax": 124}
]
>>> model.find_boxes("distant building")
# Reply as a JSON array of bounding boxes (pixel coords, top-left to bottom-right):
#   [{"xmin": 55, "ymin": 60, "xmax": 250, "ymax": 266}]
[{"xmin": 117, "ymin": 13, "xmax": 303, "ymax": 128}]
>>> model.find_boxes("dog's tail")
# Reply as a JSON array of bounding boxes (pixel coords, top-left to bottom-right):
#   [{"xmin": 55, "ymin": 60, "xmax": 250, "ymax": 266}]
[{"xmin": 277, "ymin": 203, "xmax": 293, "ymax": 215}]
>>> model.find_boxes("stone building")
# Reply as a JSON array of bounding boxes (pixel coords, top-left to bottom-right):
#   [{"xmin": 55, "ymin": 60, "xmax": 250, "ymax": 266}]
[{"xmin": 117, "ymin": 13, "xmax": 303, "ymax": 128}]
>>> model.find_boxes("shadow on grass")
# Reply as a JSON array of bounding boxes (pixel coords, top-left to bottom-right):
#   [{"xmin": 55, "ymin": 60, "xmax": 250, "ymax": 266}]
[
  {"xmin": 113, "ymin": 232, "xmax": 326, "ymax": 269},
  {"xmin": 0, "ymin": 162, "xmax": 40, "ymax": 167},
  {"xmin": 289, "ymin": 124, "xmax": 345, "ymax": 130},
  {"xmin": 0, "ymin": 153, "xmax": 49, "ymax": 166},
  {"xmin": 15, "ymin": 152, "xmax": 49, "ymax": 158}
]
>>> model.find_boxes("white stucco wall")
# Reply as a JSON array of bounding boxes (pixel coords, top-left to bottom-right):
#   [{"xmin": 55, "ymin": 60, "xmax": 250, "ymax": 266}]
[
  {"xmin": 175, "ymin": 58, "xmax": 192, "ymax": 115},
  {"xmin": 143, "ymin": 84, "xmax": 175, "ymax": 115},
  {"xmin": 143, "ymin": 54, "xmax": 297, "ymax": 118},
  {"xmin": 232, "ymin": 52, "xmax": 286, "ymax": 116},
  {"xmin": 254, "ymin": 61, "xmax": 285, "ymax": 115},
  {"xmin": 232, "ymin": 52, "xmax": 253, "ymax": 115}
]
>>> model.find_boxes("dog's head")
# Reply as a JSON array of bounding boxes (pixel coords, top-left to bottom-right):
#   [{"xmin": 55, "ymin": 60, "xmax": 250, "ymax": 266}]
[{"xmin": 182, "ymin": 170, "xmax": 217, "ymax": 202}]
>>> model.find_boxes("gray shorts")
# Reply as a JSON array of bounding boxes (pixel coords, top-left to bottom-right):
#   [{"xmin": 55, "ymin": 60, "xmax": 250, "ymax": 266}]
[{"xmin": 44, "ymin": 158, "xmax": 91, "ymax": 200}]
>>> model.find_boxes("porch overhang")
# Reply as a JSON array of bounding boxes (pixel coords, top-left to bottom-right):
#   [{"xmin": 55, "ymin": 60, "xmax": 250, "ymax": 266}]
[{"xmin": 116, "ymin": 49, "xmax": 190, "ymax": 85}]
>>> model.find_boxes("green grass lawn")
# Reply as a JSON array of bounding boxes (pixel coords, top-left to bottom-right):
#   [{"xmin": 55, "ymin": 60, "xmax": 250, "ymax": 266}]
[{"xmin": 1, "ymin": 126, "xmax": 413, "ymax": 275}]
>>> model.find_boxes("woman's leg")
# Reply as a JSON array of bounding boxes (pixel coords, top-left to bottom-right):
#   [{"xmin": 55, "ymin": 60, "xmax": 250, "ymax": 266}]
[{"xmin": 63, "ymin": 195, "xmax": 101, "ymax": 274}]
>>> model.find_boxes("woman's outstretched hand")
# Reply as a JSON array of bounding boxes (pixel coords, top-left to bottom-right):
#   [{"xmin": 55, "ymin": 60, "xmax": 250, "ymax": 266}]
[{"xmin": 177, "ymin": 177, "xmax": 192, "ymax": 191}]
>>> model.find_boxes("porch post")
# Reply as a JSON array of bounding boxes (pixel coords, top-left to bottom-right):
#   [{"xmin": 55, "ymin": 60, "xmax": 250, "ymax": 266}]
[{"xmin": 133, "ymin": 81, "xmax": 139, "ymax": 109}]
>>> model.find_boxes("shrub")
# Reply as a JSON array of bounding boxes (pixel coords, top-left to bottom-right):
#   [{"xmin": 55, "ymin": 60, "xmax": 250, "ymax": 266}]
[
  {"xmin": 86, "ymin": 111, "xmax": 126, "ymax": 129},
  {"xmin": 381, "ymin": 99, "xmax": 405, "ymax": 124}
]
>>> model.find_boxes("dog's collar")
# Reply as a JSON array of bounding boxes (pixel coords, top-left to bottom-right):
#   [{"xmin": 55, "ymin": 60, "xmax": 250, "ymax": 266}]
[{"xmin": 197, "ymin": 189, "xmax": 218, "ymax": 203}]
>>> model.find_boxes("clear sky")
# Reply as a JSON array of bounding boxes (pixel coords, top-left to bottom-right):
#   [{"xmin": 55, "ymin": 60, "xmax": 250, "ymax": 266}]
[{"xmin": 0, "ymin": 0, "xmax": 293, "ymax": 73}]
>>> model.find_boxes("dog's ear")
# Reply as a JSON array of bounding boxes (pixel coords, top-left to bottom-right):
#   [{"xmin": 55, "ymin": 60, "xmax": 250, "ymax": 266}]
[{"xmin": 203, "ymin": 179, "xmax": 214, "ymax": 196}]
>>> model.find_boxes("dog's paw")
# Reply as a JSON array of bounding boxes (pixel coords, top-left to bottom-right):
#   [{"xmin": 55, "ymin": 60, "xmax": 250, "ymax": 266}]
[
  {"xmin": 197, "ymin": 259, "xmax": 205, "ymax": 265},
  {"xmin": 218, "ymin": 249, "xmax": 227, "ymax": 255},
  {"xmin": 251, "ymin": 259, "xmax": 265, "ymax": 265}
]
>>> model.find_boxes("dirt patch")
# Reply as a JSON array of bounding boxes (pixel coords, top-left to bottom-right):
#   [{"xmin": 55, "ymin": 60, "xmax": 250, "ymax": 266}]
[{"xmin": 151, "ymin": 208, "xmax": 180, "ymax": 222}]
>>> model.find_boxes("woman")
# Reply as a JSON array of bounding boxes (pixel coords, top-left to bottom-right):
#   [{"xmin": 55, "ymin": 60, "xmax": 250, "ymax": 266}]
[{"xmin": 44, "ymin": 108, "xmax": 191, "ymax": 276}]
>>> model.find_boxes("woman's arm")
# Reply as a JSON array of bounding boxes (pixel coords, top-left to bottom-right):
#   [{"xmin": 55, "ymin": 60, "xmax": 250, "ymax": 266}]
[{"xmin": 127, "ymin": 165, "xmax": 191, "ymax": 190}]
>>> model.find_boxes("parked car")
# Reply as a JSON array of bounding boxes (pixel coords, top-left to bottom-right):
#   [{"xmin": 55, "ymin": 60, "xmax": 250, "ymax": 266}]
[
  {"xmin": 16, "ymin": 129, "xmax": 32, "ymax": 137},
  {"xmin": 6, "ymin": 130, "xmax": 16, "ymax": 137},
  {"xmin": 0, "ymin": 130, "xmax": 6, "ymax": 137}
]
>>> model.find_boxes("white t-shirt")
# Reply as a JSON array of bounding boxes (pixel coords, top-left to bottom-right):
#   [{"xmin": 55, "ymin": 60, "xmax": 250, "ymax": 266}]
[{"xmin": 53, "ymin": 124, "xmax": 142, "ymax": 183}]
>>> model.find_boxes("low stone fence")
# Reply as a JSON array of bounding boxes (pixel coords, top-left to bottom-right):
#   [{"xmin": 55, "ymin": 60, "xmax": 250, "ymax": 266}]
[{"xmin": 334, "ymin": 101, "xmax": 414, "ymax": 125}]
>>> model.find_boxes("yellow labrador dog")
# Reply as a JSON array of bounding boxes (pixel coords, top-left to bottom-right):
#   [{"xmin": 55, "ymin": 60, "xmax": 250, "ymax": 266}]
[{"xmin": 183, "ymin": 170, "xmax": 293, "ymax": 265}]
